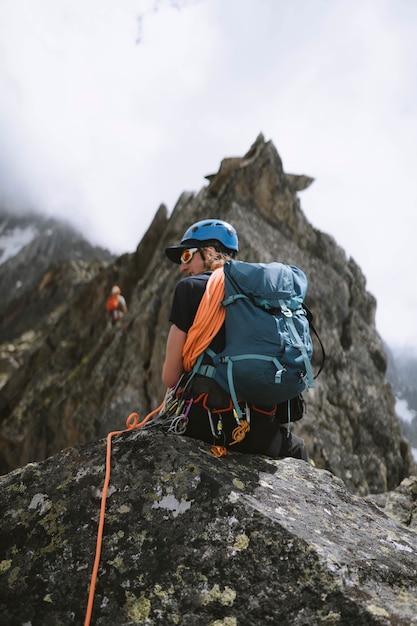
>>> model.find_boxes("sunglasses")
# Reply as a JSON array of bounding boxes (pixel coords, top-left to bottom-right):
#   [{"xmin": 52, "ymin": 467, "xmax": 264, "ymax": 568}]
[{"xmin": 180, "ymin": 247, "xmax": 199, "ymax": 264}]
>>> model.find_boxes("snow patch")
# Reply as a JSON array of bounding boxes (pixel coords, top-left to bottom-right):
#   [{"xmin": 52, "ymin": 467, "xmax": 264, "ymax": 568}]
[
  {"xmin": 0, "ymin": 224, "xmax": 38, "ymax": 265},
  {"xmin": 395, "ymin": 397, "xmax": 416, "ymax": 425}
]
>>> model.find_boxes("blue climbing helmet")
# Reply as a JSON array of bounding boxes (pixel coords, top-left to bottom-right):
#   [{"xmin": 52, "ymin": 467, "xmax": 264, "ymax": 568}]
[{"xmin": 165, "ymin": 219, "xmax": 239, "ymax": 264}]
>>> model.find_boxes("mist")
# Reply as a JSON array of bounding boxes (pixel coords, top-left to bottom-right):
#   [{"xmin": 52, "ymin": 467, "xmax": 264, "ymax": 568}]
[{"xmin": 1, "ymin": 0, "xmax": 417, "ymax": 349}]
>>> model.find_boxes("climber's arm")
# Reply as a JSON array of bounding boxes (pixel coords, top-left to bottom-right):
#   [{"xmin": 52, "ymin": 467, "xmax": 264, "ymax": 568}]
[{"xmin": 162, "ymin": 324, "xmax": 186, "ymax": 388}]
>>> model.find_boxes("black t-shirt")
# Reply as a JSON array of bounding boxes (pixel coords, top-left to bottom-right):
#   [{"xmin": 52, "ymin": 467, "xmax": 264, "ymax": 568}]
[{"xmin": 169, "ymin": 272, "xmax": 225, "ymax": 353}]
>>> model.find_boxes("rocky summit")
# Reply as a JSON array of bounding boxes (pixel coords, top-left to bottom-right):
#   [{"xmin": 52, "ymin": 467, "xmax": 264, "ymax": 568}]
[
  {"xmin": 0, "ymin": 134, "xmax": 415, "ymax": 494},
  {"xmin": 0, "ymin": 134, "xmax": 417, "ymax": 624}
]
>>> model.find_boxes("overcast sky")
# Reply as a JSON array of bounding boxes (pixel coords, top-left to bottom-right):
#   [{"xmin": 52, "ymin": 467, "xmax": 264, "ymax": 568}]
[{"xmin": 0, "ymin": 0, "xmax": 416, "ymax": 351}]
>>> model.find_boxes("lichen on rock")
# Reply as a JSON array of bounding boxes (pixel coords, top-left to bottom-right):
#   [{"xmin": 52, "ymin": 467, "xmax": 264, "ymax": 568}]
[{"xmin": 0, "ymin": 429, "xmax": 416, "ymax": 625}]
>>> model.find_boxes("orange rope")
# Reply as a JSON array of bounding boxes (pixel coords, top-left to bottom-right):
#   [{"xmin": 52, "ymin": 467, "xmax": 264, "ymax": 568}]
[
  {"xmin": 84, "ymin": 402, "xmax": 163, "ymax": 626},
  {"xmin": 182, "ymin": 267, "xmax": 226, "ymax": 371},
  {"xmin": 85, "ymin": 267, "xmax": 227, "ymax": 624}
]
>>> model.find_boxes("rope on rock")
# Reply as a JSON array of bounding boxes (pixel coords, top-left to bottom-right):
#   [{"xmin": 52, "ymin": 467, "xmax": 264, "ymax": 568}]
[
  {"xmin": 83, "ymin": 403, "xmax": 163, "ymax": 626},
  {"xmin": 85, "ymin": 268, "xmax": 227, "ymax": 624}
]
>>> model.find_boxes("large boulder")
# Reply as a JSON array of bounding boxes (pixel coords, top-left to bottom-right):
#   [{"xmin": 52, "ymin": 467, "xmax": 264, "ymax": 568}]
[{"xmin": 0, "ymin": 428, "xmax": 416, "ymax": 625}]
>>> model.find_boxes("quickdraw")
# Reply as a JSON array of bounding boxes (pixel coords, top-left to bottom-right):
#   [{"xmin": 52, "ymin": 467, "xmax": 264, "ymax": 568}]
[{"xmin": 211, "ymin": 445, "xmax": 227, "ymax": 457}]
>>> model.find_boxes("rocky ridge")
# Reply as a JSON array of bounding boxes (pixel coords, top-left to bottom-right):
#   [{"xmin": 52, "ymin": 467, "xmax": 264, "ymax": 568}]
[
  {"xmin": 1, "ymin": 134, "xmax": 417, "ymax": 626},
  {"xmin": 0, "ymin": 134, "xmax": 415, "ymax": 497},
  {"xmin": 0, "ymin": 210, "xmax": 114, "ymax": 341}
]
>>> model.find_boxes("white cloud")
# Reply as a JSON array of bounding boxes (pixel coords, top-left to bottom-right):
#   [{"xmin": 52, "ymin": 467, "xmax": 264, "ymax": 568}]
[{"xmin": 0, "ymin": 0, "xmax": 416, "ymax": 349}]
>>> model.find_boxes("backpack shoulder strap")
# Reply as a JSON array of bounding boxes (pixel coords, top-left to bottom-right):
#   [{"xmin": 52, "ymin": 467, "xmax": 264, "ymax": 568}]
[{"xmin": 303, "ymin": 304, "xmax": 326, "ymax": 378}]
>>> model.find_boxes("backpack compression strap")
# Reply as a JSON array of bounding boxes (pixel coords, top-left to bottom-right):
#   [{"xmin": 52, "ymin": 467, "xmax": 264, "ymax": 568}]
[
  {"xmin": 223, "ymin": 354, "xmax": 286, "ymax": 420},
  {"xmin": 279, "ymin": 301, "xmax": 315, "ymax": 389}
]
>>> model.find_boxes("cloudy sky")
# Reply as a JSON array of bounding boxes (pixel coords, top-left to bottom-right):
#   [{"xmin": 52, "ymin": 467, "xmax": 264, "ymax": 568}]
[{"xmin": 0, "ymin": 0, "xmax": 416, "ymax": 351}]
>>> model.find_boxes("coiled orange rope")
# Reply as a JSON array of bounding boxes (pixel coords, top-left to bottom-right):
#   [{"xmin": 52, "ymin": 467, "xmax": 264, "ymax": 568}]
[{"xmin": 182, "ymin": 268, "xmax": 225, "ymax": 371}]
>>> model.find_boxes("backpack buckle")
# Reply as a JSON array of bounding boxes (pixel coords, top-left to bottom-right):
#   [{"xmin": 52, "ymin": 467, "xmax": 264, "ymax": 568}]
[{"xmin": 275, "ymin": 369, "xmax": 285, "ymax": 383}]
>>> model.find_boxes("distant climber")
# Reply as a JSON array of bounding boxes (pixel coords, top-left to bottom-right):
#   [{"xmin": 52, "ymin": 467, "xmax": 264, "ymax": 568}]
[{"xmin": 106, "ymin": 285, "xmax": 127, "ymax": 326}]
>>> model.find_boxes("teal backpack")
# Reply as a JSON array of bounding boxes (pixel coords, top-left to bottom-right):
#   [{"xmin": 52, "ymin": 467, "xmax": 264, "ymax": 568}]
[{"xmin": 191, "ymin": 260, "xmax": 316, "ymax": 420}]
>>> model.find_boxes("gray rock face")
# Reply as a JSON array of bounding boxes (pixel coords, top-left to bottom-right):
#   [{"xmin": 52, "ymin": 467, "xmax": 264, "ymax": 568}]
[
  {"xmin": 0, "ymin": 428, "xmax": 416, "ymax": 626},
  {"xmin": 0, "ymin": 135, "xmax": 415, "ymax": 498},
  {"xmin": 366, "ymin": 474, "xmax": 417, "ymax": 529}
]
